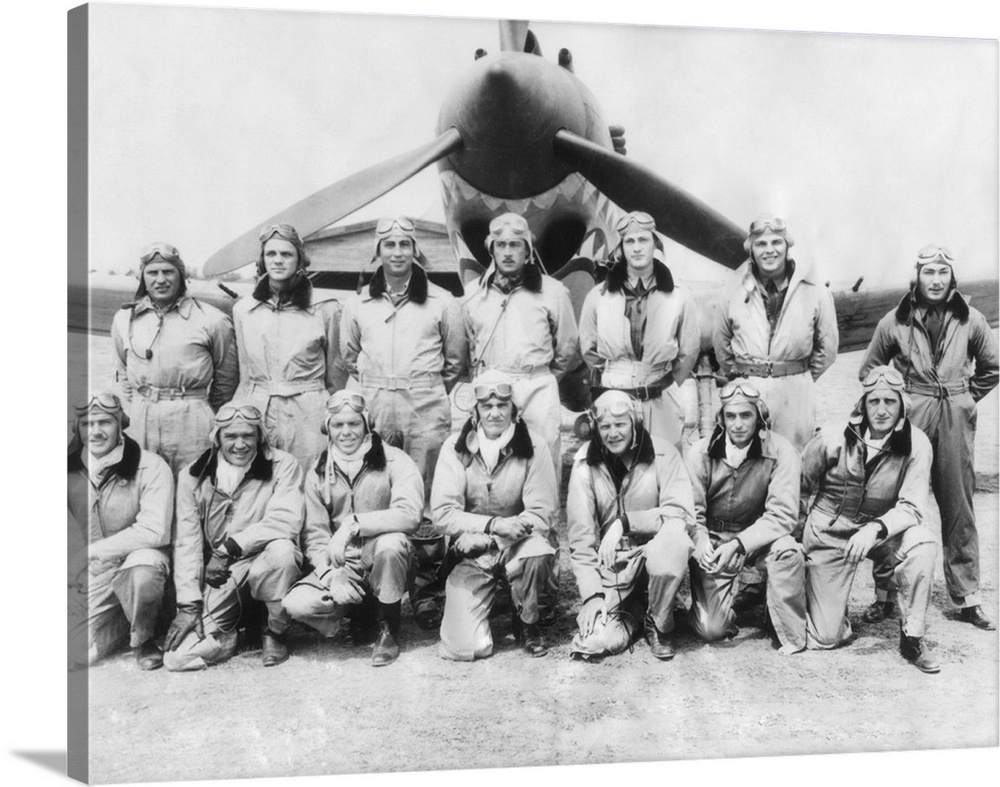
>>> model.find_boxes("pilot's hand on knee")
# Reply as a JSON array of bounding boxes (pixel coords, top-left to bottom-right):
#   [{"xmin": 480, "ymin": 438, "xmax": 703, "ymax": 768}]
[
  {"xmin": 576, "ymin": 595, "xmax": 608, "ymax": 638},
  {"xmin": 165, "ymin": 604, "xmax": 205, "ymax": 651},
  {"xmin": 326, "ymin": 571, "xmax": 365, "ymax": 605}
]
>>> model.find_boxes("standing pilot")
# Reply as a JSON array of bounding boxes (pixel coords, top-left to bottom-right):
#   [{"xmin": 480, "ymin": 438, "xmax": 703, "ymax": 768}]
[
  {"xmin": 111, "ymin": 242, "xmax": 238, "ymax": 473},
  {"xmin": 714, "ymin": 214, "xmax": 838, "ymax": 450},
  {"xmin": 340, "ymin": 217, "xmax": 467, "ymax": 630},
  {"xmin": 859, "ymin": 245, "xmax": 999, "ymax": 630},
  {"xmin": 579, "ymin": 211, "xmax": 700, "ymax": 447},
  {"xmin": 460, "ymin": 212, "xmax": 579, "ymax": 476},
  {"xmin": 232, "ymin": 224, "xmax": 348, "ymax": 467}
]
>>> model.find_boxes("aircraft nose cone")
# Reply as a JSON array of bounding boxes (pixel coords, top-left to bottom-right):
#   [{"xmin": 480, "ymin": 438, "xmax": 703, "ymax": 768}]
[
  {"xmin": 474, "ymin": 61, "xmax": 547, "ymax": 147},
  {"xmin": 437, "ymin": 52, "xmax": 586, "ymax": 198}
]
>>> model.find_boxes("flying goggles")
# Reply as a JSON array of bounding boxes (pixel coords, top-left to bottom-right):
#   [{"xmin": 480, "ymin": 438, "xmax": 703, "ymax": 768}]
[
  {"xmin": 215, "ymin": 404, "xmax": 263, "ymax": 426},
  {"xmin": 719, "ymin": 380, "xmax": 763, "ymax": 402},
  {"xmin": 590, "ymin": 399, "xmax": 635, "ymax": 421},
  {"xmin": 861, "ymin": 366, "xmax": 905, "ymax": 393},
  {"xmin": 259, "ymin": 223, "xmax": 301, "ymax": 244},
  {"xmin": 375, "ymin": 217, "xmax": 416, "ymax": 238},
  {"xmin": 473, "ymin": 381, "xmax": 515, "ymax": 402},
  {"xmin": 747, "ymin": 216, "xmax": 788, "ymax": 236},
  {"xmin": 326, "ymin": 391, "xmax": 368, "ymax": 414},
  {"xmin": 915, "ymin": 245, "xmax": 954, "ymax": 266},
  {"xmin": 74, "ymin": 392, "xmax": 126, "ymax": 417},
  {"xmin": 614, "ymin": 211, "xmax": 656, "ymax": 235},
  {"xmin": 139, "ymin": 242, "xmax": 182, "ymax": 265}
]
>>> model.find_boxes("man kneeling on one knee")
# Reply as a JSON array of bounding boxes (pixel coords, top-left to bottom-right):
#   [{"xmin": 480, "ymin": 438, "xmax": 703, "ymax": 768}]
[
  {"xmin": 164, "ymin": 403, "xmax": 304, "ymax": 670},
  {"xmin": 68, "ymin": 392, "xmax": 173, "ymax": 670},
  {"xmin": 282, "ymin": 391, "xmax": 424, "ymax": 667},
  {"xmin": 567, "ymin": 390, "xmax": 698, "ymax": 662},
  {"xmin": 685, "ymin": 381, "xmax": 807, "ymax": 654},
  {"xmin": 801, "ymin": 365, "xmax": 940, "ymax": 673},
  {"xmin": 431, "ymin": 370, "xmax": 558, "ymax": 660}
]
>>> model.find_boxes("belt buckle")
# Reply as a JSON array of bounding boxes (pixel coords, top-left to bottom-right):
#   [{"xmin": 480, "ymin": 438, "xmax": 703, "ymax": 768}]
[
  {"xmin": 135, "ymin": 383, "xmax": 155, "ymax": 400},
  {"xmin": 764, "ymin": 361, "xmax": 774, "ymax": 377}
]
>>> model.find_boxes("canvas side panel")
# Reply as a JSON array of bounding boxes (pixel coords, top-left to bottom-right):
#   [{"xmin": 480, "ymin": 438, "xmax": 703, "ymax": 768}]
[{"xmin": 67, "ymin": 3, "xmax": 89, "ymax": 784}]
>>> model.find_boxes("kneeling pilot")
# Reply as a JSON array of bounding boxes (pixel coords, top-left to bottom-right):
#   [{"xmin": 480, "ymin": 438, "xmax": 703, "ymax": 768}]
[
  {"xmin": 801, "ymin": 366, "xmax": 940, "ymax": 673},
  {"xmin": 566, "ymin": 390, "xmax": 697, "ymax": 661},
  {"xmin": 432, "ymin": 370, "xmax": 558, "ymax": 660},
  {"xmin": 282, "ymin": 391, "xmax": 423, "ymax": 666},
  {"xmin": 685, "ymin": 381, "xmax": 806, "ymax": 654},
  {"xmin": 165, "ymin": 403, "xmax": 304, "ymax": 670}
]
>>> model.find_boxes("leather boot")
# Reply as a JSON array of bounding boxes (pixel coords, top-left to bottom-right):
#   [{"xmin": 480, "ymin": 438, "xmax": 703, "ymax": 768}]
[
  {"xmin": 644, "ymin": 617, "xmax": 675, "ymax": 661},
  {"xmin": 511, "ymin": 611, "xmax": 548, "ymax": 657},
  {"xmin": 959, "ymin": 605, "xmax": 996, "ymax": 631},
  {"xmin": 134, "ymin": 639, "xmax": 163, "ymax": 671},
  {"xmin": 862, "ymin": 600, "xmax": 896, "ymax": 624},
  {"xmin": 521, "ymin": 622, "xmax": 548, "ymax": 657},
  {"xmin": 899, "ymin": 626, "xmax": 940, "ymax": 674},
  {"xmin": 348, "ymin": 592, "xmax": 380, "ymax": 645},
  {"xmin": 372, "ymin": 601, "xmax": 401, "ymax": 667},
  {"xmin": 262, "ymin": 629, "xmax": 289, "ymax": 667}
]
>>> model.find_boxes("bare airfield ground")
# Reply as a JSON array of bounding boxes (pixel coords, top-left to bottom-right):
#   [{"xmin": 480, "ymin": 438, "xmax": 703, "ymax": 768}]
[{"xmin": 72, "ymin": 332, "xmax": 999, "ymax": 783}]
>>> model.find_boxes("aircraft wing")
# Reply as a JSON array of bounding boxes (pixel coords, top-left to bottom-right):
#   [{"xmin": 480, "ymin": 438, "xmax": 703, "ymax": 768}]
[
  {"xmin": 76, "ymin": 276, "xmax": 999, "ymax": 354},
  {"xmin": 834, "ymin": 278, "xmax": 999, "ymax": 353},
  {"xmin": 69, "ymin": 277, "xmax": 248, "ymax": 336}
]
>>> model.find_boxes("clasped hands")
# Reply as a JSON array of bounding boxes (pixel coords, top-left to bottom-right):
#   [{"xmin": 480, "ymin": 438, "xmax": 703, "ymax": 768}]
[{"xmin": 696, "ymin": 539, "xmax": 746, "ymax": 576}]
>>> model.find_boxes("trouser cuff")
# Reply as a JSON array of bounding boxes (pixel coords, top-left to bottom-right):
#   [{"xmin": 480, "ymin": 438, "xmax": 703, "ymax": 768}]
[{"xmin": 951, "ymin": 592, "xmax": 982, "ymax": 609}]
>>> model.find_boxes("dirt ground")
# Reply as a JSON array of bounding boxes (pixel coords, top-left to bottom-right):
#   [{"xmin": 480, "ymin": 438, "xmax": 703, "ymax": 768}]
[{"xmin": 76, "ymin": 335, "xmax": 999, "ymax": 784}]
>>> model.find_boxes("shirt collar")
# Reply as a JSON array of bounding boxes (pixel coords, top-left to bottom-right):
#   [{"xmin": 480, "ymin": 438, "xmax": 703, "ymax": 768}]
[
  {"xmin": 752, "ymin": 266, "xmax": 790, "ymax": 294},
  {"xmin": 133, "ymin": 294, "xmax": 193, "ymax": 319},
  {"xmin": 625, "ymin": 272, "xmax": 654, "ymax": 291}
]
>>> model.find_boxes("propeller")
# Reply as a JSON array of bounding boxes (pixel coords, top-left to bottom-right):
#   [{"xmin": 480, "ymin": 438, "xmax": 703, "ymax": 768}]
[
  {"xmin": 553, "ymin": 129, "xmax": 746, "ymax": 268},
  {"xmin": 202, "ymin": 128, "xmax": 464, "ymax": 275}
]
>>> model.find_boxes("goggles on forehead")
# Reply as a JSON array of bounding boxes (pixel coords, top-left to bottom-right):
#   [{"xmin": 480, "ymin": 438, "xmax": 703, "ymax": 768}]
[
  {"xmin": 139, "ymin": 242, "xmax": 182, "ymax": 265},
  {"xmin": 75, "ymin": 392, "xmax": 125, "ymax": 417},
  {"xmin": 473, "ymin": 381, "xmax": 514, "ymax": 402},
  {"xmin": 614, "ymin": 212, "xmax": 656, "ymax": 235},
  {"xmin": 916, "ymin": 245, "xmax": 954, "ymax": 265},
  {"xmin": 720, "ymin": 380, "xmax": 762, "ymax": 402},
  {"xmin": 375, "ymin": 217, "xmax": 416, "ymax": 237},
  {"xmin": 861, "ymin": 366, "xmax": 905, "ymax": 391},
  {"xmin": 215, "ymin": 404, "xmax": 263, "ymax": 425},
  {"xmin": 259, "ymin": 223, "xmax": 300, "ymax": 244},
  {"xmin": 590, "ymin": 398, "xmax": 635, "ymax": 421},
  {"xmin": 488, "ymin": 214, "xmax": 531, "ymax": 236},
  {"xmin": 326, "ymin": 391, "xmax": 367, "ymax": 414},
  {"xmin": 748, "ymin": 217, "xmax": 788, "ymax": 236}
]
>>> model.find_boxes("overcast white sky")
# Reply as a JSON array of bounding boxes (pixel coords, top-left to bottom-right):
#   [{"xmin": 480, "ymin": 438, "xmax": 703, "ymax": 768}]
[{"xmin": 83, "ymin": 1, "xmax": 998, "ymax": 289}]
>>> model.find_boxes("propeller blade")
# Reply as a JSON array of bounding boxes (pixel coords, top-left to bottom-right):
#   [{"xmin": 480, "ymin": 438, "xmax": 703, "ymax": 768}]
[
  {"xmin": 203, "ymin": 128, "xmax": 464, "ymax": 275},
  {"xmin": 499, "ymin": 20, "xmax": 529, "ymax": 53},
  {"xmin": 553, "ymin": 129, "xmax": 746, "ymax": 268}
]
